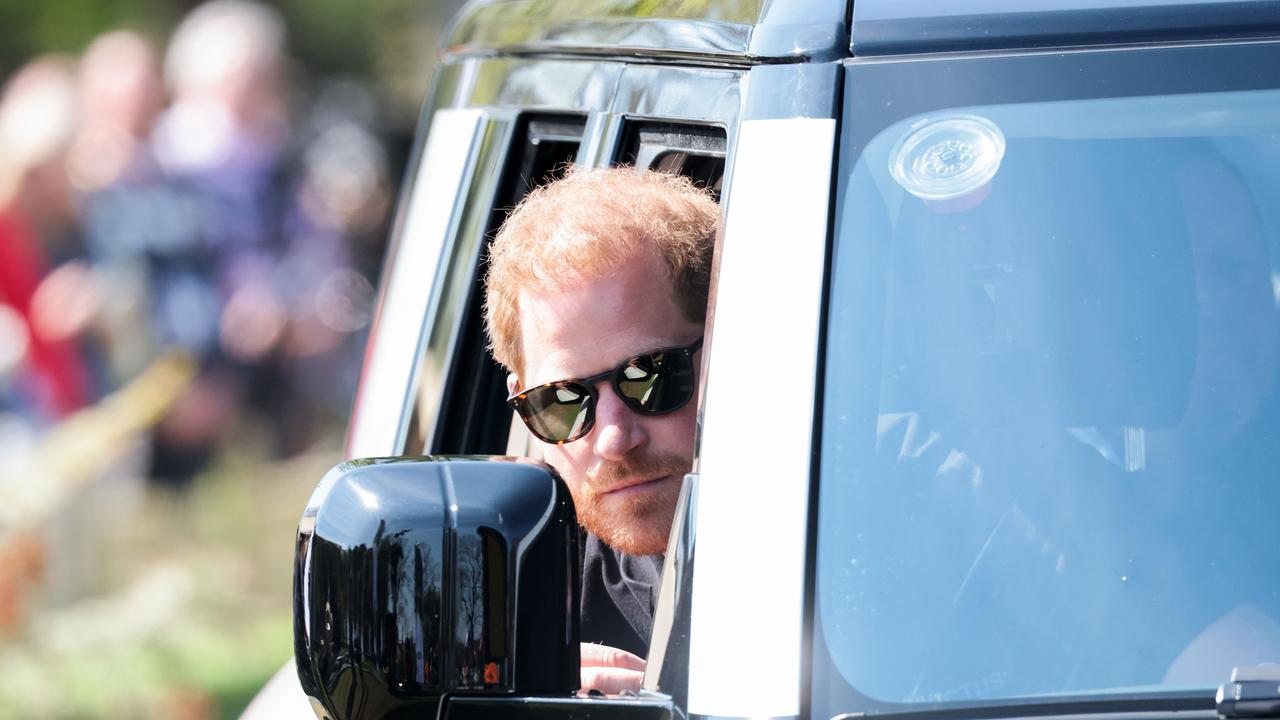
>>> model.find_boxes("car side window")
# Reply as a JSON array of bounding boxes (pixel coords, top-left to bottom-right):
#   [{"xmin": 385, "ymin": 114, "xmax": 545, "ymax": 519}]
[
  {"xmin": 411, "ymin": 115, "xmax": 728, "ymax": 460},
  {"xmin": 618, "ymin": 122, "xmax": 726, "ymax": 199}
]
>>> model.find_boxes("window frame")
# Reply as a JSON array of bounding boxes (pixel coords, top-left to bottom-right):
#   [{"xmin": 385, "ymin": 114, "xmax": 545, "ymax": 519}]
[{"xmin": 812, "ymin": 37, "xmax": 1280, "ymax": 720}]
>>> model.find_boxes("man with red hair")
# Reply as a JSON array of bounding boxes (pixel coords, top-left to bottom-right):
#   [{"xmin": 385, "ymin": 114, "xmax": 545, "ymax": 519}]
[{"xmin": 485, "ymin": 166, "xmax": 718, "ymax": 693}]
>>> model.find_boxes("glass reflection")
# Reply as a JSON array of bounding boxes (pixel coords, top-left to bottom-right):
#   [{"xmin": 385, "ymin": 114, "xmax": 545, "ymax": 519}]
[{"xmin": 821, "ymin": 89, "xmax": 1280, "ymax": 705}]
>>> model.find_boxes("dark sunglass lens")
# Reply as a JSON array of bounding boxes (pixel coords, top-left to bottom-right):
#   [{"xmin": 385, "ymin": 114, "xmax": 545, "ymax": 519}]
[
  {"xmin": 617, "ymin": 349, "xmax": 695, "ymax": 414},
  {"xmin": 523, "ymin": 384, "xmax": 592, "ymax": 442}
]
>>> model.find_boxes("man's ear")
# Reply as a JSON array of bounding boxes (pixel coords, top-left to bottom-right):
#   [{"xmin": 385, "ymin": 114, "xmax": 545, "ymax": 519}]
[{"xmin": 506, "ymin": 372, "xmax": 520, "ymax": 396}]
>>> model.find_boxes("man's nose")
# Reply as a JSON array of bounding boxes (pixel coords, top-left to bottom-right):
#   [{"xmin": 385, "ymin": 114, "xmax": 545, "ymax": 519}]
[{"xmin": 592, "ymin": 388, "xmax": 647, "ymax": 460}]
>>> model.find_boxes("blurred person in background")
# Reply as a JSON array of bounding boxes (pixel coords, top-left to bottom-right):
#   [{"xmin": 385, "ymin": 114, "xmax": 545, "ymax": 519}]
[
  {"xmin": 139, "ymin": 0, "xmax": 290, "ymax": 485},
  {"xmin": 0, "ymin": 3, "xmax": 406, "ymax": 715},
  {"xmin": 280, "ymin": 77, "xmax": 388, "ymax": 435},
  {"xmin": 0, "ymin": 56, "xmax": 91, "ymax": 428},
  {"xmin": 60, "ymin": 29, "xmax": 169, "ymax": 387},
  {"xmin": 141, "ymin": 0, "xmax": 378, "ymax": 484},
  {"xmin": 72, "ymin": 30, "xmax": 165, "ymax": 194}
]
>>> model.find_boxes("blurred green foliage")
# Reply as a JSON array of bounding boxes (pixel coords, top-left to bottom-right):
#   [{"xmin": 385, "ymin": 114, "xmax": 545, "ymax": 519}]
[
  {"xmin": 0, "ymin": 0, "xmax": 374, "ymax": 77},
  {"xmin": 463, "ymin": 0, "xmax": 762, "ymax": 21},
  {"xmin": 0, "ymin": 440, "xmax": 342, "ymax": 719},
  {"xmin": 0, "ymin": 0, "xmax": 469, "ymax": 126},
  {"xmin": 0, "ymin": 0, "xmax": 173, "ymax": 73}
]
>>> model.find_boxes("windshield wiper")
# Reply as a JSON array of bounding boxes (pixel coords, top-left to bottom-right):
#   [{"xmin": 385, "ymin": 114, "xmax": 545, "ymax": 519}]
[
  {"xmin": 836, "ymin": 666, "xmax": 1280, "ymax": 720},
  {"xmin": 1218, "ymin": 665, "xmax": 1280, "ymax": 718},
  {"xmin": 833, "ymin": 693, "xmax": 1214, "ymax": 720}
]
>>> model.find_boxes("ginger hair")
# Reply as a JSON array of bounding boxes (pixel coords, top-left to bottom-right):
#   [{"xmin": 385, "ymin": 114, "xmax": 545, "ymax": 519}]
[{"xmin": 484, "ymin": 166, "xmax": 719, "ymax": 376}]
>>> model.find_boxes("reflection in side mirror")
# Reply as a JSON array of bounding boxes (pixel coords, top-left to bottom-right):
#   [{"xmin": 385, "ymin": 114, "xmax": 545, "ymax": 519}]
[{"xmin": 293, "ymin": 456, "xmax": 580, "ymax": 720}]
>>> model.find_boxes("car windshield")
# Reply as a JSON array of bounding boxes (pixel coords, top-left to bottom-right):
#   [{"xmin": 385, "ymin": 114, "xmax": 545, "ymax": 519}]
[{"xmin": 817, "ymin": 86, "xmax": 1280, "ymax": 710}]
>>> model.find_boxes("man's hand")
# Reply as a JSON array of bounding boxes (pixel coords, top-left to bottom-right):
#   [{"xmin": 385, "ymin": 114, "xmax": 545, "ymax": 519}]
[{"xmin": 580, "ymin": 643, "xmax": 645, "ymax": 695}]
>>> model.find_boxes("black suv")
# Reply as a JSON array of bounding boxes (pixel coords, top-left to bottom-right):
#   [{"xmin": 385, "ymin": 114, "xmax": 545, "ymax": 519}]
[{"xmin": 279, "ymin": 1, "xmax": 1280, "ymax": 718}]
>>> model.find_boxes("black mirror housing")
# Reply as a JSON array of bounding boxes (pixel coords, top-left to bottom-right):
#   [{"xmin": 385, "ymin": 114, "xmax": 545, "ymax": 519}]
[{"xmin": 293, "ymin": 456, "xmax": 580, "ymax": 720}]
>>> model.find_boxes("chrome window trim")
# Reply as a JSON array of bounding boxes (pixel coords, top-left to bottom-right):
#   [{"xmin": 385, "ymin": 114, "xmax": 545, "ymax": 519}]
[
  {"xmin": 439, "ymin": 56, "xmax": 624, "ymax": 113},
  {"xmin": 434, "ymin": 57, "xmax": 745, "ymax": 172},
  {"xmin": 576, "ymin": 63, "xmax": 747, "ymax": 170},
  {"xmin": 611, "ymin": 64, "xmax": 743, "ymax": 127},
  {"xmin": 576, "ymin": 109, "xmax": 624, "ymax": 168},
  {"xmin": 346, "ymin": 108, "xmax": 486, "ymax": 459},
  {"xmin": 449, "ymin": 31, "xmax": 755, "ymax": 68},
  {"xmin": 686, "ymin": 116, "xmax": 837, "ymax": 718},
  {"xmin": 417, "ymin": 114, "xmax": 519, "ymax": 454}
]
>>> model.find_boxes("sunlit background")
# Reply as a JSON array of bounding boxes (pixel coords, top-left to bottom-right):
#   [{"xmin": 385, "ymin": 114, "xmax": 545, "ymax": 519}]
[{"xmin": 0, "ymin": 1, "xmax": 466, "ymax": 716}]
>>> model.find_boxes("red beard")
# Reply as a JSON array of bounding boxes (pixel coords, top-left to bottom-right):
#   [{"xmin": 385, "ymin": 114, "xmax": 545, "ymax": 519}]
[{"xmin": 572, "ymin": 451, "xmax": 688, "ymax": 555}]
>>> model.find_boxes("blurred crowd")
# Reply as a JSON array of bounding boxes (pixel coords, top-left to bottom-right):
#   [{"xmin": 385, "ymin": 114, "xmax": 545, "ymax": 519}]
[{"xmin": 0, "ymin": 0, "xmax": 393, "ymax": 487}]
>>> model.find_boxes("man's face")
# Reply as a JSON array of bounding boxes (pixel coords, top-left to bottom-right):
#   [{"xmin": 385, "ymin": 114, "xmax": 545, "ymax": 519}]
[{"xmin": 511, "ymin": 248, "xmax": 703, "ymax": 555}]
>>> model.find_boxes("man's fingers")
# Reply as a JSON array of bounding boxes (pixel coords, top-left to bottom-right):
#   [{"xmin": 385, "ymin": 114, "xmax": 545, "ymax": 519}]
[
  {"xmin": 580, "ymin": 666, "xmax": 644, "ymax": 695},
  {"xmin": 579, "ymin": 643, "xmax": 646, "ymax": 693},
  {"xmin": 579, "ymin": 643, "xmax": 645, "ymax": 671}
]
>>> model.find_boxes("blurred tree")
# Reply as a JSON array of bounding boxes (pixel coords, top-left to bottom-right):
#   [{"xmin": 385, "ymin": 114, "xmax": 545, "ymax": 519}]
[
  {"xmin": 272, "ymin": 0, "xmax": 376, "ymax": 78},
  {"xmin": 0, "ymin": 0, "xmax": 173, "ymax": 75},
  {"xmin": 268, "ymin": 0, "xmax": 469, "ymax": 129},
  {"xmin": 365, "ymin": 0, "xmax": 468, "ymax": 127}
]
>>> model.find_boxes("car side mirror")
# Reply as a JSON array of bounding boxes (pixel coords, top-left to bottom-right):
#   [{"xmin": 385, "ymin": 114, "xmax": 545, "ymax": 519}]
[{"xmin": 293, "ymin": 456, "xmax": 580, "ymax": 720}]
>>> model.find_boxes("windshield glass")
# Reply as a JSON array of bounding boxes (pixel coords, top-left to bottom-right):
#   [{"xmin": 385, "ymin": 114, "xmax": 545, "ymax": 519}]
[{"xmin": 818, "ymin": 84, "xmax": 1280, "ymax": 709}]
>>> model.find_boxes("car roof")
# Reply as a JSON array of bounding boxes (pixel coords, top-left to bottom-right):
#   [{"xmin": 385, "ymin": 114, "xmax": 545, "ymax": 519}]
[
  {"xmin": 442, "ymin": 0, "xmax": 849, "ymax": 65},
  {"xmin": 853, "ymin": 0, "xmax": 1280, "ymax": 56},
  {"xmin": 443, "ymin": 0, "xmax": 1280, "ymax": 65}
]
